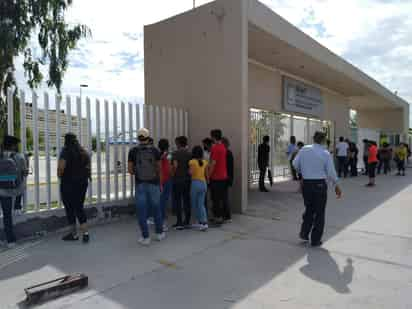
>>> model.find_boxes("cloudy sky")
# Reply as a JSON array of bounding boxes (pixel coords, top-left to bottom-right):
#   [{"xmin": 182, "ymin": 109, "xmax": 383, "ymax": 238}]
[{"xmin": 17, "ymin": 0, "xmax": 412, "ymax": 109}]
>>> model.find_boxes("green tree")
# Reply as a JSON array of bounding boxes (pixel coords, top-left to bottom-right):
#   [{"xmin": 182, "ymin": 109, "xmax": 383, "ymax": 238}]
[{"xmin": 0, "ymin": 0, "xmax": 90, "ymax": 143}]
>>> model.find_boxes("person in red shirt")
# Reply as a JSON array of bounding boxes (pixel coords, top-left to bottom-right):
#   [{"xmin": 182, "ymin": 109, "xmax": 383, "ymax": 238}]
[
  {"xmin": 366, "ymin": 141, "xmax": 378, "ymax": 187},
  {"xmin": 158, "ymin": 139, "xmax": 172, "ymax": 231},
  {"xmin": 208, "ymin": 129, "xmax": 230, "ymax": 224}
]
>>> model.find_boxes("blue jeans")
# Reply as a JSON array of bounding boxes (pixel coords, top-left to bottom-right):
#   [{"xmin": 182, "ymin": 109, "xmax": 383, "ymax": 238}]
[
  {"xmin": 191, "ymin": 180, "xmax": 208, "ymax": 224},
  {"xmin": 0, "ymin": 196, "xmax": 16, "ymax": 243},
  {"xmin": 160, "ymin": 180, "xmax": 172, "ymax": 222},
  {"xmin": 135, "ymin": 183, "xmax": 163, "ymax": 238}
]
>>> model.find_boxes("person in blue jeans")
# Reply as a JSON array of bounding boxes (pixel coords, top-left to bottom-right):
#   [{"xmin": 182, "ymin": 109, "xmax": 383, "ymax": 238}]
[
  {"xmin": 158, "ymin": 139, "xmax": 172, "ymax": 231},
  {"xmin": 189, "ymin": 146, "xmax": 209, "ymax": 231},
  {"xmin": 128, "ymin": 128, "xmax": 164, "ymax": 246}
]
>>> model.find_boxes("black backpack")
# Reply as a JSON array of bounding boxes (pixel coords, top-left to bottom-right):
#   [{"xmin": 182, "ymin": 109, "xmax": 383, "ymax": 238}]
[
  {"xmin": 134, "ymin": 145, "xmax": 158, "ymax": 182},
  {"xmin": 0, "ymin": 151, "xmax": 21, "ymax": 190}
]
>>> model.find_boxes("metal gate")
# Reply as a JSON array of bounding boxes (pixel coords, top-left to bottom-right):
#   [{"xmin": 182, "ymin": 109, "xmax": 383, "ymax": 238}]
[{"xmin": 249, "ymin": 108, "xmax": 333, "ymax": 185}]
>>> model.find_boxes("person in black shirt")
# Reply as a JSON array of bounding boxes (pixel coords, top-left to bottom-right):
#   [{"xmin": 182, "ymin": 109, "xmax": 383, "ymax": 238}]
[
  {"xmin": 58, "ymin": 133, "xmax": 91, "ymax": 243},
  {"xmin": 257, "ymin": 136, "xmax": 270, "ymax": 192}
]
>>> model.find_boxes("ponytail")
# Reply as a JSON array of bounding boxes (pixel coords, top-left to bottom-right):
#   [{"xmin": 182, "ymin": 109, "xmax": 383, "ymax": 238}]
[{"xmin": 198, "ymin": 159, "xmax": 203, "ymax": 167}]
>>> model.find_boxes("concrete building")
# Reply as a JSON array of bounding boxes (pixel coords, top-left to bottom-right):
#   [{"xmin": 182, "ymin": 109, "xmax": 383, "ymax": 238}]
[
  {"xmin": 25, "ymin": 103, "xmax": 88, "ymax": 150},
  {"xmin": 144, "ymin": 0, "xmax": 410, "ymax": 213}
]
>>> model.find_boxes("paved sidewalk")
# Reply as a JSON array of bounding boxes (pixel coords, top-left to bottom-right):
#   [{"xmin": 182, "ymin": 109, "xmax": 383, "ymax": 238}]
[{"xmin": 1, "ymin": 173, "xmax": 412, "ymax": 308}]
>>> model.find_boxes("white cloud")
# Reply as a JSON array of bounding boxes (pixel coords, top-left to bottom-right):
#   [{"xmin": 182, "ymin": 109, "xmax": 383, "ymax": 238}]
[{"xmin": 16, "ymin": 0, "xmax": 412, "ymax": 111}]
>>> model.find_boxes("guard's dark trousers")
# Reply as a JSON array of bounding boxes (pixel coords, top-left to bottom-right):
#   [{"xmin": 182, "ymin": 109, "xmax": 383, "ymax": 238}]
[{"xmin": 300, "ymin": 180, "xmax": 328, "ymax": 244}]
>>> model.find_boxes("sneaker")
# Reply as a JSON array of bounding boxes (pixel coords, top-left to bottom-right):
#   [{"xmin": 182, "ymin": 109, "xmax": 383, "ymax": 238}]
[
  {"xmin": 6, "ymin": 242, "xmax": 16, "ymax": 249},
  {"xmin": 147, "ymin": 218, "xmax": 155, "ymax": 225},
  {"xmin": 138, "ymin": 237, "xmax": 151, "ymax": 246},
  {"xmin": 82, "ymin": 233, "xmax": 90, "ymax": 244},
  {"xmin": 163, "ymin": 224, "xmax": 169, "ymax": 232},
  {"xmin": 223, "ymin": 219, "xmax": 232, "ymax": 224},
  {"xmin": 155, "ymin": 232, "xmax": 166, "ymax": 241},
  {"xmin": 172, "ymin": 223, "xmax": 185, "ymax": 230},
  {"xmin": 199, "ymin": 224, "xmax": 208, "ymax": 231},
  {"xmin": 191, "ymin": 223, "xmax": 202, "ymax": 229},
  {"xmin": 62, "ymin": 233, "xmax": 79, "ymax": 241}
]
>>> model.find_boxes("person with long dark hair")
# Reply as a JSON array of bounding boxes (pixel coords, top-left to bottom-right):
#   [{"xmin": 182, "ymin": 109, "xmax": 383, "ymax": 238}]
[
  {"xmin": 189, "ymin": 146, "xmax": 209, "ymax": 231},
  {"xmin": 57, "ymin": 133, "xmax": 91, "ymax": 243}
]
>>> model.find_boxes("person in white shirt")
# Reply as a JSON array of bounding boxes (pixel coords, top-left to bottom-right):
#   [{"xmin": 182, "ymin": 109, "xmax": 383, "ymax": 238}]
[
  {"xmin": 293, "ymin": 131, "xmax": 342, "ymax": 247},
  {"xmin": 336, "ymin": 137, "xmax": 349, "ymax": 178}
]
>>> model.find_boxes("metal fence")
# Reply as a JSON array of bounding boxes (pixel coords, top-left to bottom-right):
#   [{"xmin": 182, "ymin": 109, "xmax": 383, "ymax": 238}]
[
  {"xmin": 249, "ymin": 108, "xmax": 333, "ymax": 185},
  {"xmin": 5, "ymin": 88, "xmax": 188, "ymax": 214}
]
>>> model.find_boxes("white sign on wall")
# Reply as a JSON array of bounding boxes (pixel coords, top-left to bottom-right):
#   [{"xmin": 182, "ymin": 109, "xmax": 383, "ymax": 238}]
[{"xmin": 283, "ymin": 77, "xmax": 323, "ymax": 117}]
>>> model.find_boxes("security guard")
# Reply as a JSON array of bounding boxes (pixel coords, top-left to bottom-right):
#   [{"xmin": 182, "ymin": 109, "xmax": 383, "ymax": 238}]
[{"xmin": 293, "ymin": 131, "xmax": 342, "ymax": 247}]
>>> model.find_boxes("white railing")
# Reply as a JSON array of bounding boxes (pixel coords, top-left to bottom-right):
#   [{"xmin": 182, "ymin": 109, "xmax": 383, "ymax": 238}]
[{"xmin": 5, "ymin": 89, "xmax": 188, "ymax": 214}]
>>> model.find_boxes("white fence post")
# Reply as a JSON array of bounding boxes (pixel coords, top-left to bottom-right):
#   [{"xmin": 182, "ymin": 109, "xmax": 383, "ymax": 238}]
[
  {"xmin": 7, "ymin": 88, "xmax": 14, "ymax": 135},
  {"xmin": 66, "ymin": 95, "xmax": 72, "ymax": 133},
  {"xmin": 86, "ymin": 97, "xmax": 92, "ymax": 204},
  {"xmin": 105, "ymin": 100, "xmax": 110, "ymax": 202},
  {"xmin": 96, "ymin": 99, "xmax": 102, "ymax": 204},
  {"xmin": 20, "ymin": 91, "xmax": 27, "ymax": 211},
  {"xmin": 128, "ymin": 103, "xmax": 134, "ymax": 197},
  {"xmin": 56, "ymin": 94, "xmax": 62, "ymax": 208},
  {"xmin": 121, "ymin": 102, "xmax": 126, "ymax": 200},
  {"xmin": 113, "ymin": 102, "xmax": 119, "ymax": 201},
  {"xmin": 32, "ymin": 91, "xmax": 40, "ymax": 211},
  {"xmin": 44, "ymin": 93, "xmax": 52, "ymax": 209},
  {"xmin": 77, "ymin": 96, "xmax": 82, "ymax": 145}
]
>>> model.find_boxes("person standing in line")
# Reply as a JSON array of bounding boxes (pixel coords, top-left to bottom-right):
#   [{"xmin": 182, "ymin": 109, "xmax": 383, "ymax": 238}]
[
  {"xmin": 336, "ymin": 137, "xmax": 349, "ymax": 178},
  {"xmin": 158, "ymin": 139, "xmax": 172, "ymax": 231},
  {"xmin": 202, "ymin": 138, "xmax": 213, "ymax": 161},
  {"xmin": 258, "ymin": 135, "xmax": 270, "ymax": 192},
  {"xmin": 395, "ymin": 143, "xmax": 407, "ymax": 176},
  {"xmin": 128, "ymin": 128, "xmax": 164, "ymax": 246},
  {"xmin": 209, "ymin": 129, "xmax": 229, "ymax": 225},
  {"xmin": 171, "ymin": 136, "xmax": 192, "ymax": 229},
  {"xmin": 202, "ymin": 137, "xmax": 213, "ymax": 216},
  {"xmin": 377, "ymin": 142, "xmax": 391, "ymax": 175},
  {"xmin": 366, "ymin": 141, "xmax": 379, "ymax": 187},
  {"xmin": 189, "ymin": 146, "xmax": 209, "ymax": 231},
  {"xmin": 0, "ymin": 136, "xmax": 28, "ymax": 248},
  {"xmin": 362, "ymin": 139, "xmax": 369, "ymax": 175},
  {"xmin": 287, "ymin": 136, "xmax": 298, "ymax": 180},
  {"xmin": 58, "ymin": 133, "xmax": 91, "ymax": 243},
  {"xmin": 348, "ymin": 142, "xmax": 359, "ymax": 177},
  {"xmin": 293, "ymin": 131, "xmax": 342, "ymax": 247},
  {"xmin": 222, "ymin": 137, "xmax": 233, "ymax": 222}
]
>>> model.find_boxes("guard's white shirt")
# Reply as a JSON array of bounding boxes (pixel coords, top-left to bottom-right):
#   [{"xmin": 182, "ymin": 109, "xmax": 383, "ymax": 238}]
[{"xmin": 293, "ymin": 144, "xmax": 339, "ymax": 186}]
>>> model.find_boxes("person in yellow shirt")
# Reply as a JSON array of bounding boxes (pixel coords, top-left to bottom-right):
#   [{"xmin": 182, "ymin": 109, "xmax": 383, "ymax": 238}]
[
  {"xmin": 395, "ymin": 143, "xmax": 407, "ymax": 176},
  {"xmin": 189, "ymin": 146, "xmax": 209, "ymax": 231}
]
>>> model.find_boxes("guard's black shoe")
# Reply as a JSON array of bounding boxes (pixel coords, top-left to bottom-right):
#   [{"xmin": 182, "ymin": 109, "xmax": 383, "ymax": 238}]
[{"xmin": 311, "ymin": 241, "xmax": 323, "ymax": 247}]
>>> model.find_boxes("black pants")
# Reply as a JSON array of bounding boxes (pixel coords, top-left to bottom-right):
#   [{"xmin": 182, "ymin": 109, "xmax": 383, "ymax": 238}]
[
  {"xmin": 337, "ymin": 156, "xmax": 348, "ymax": 178},
  {"xmin": 397, "ymin": 160, "xmax": 406, "ymax": 174},
  {"xmin": 259, "ymin": 166, "xmax": 267, "ymax": 190},
  {"xmin": 0, "ymin": 196, "xmax": 16, "ymax": 243},
  {"xmin": 173, "ymin": 179, "xmax": 191, "ymax": 225},
  {"xmin": 368, "ymin": 162, "xmax": 377, "ymax": 178},
  {"xmin": 363, "ymin": 156, "xmax": 369, "ymax": 174},
  {"xmin": 378, "ymin": 159, "xmax": 390, "ymax": 174},
  {"xmin": 290, "ymin": 160, "xmax": 298, "ymax": 180},
  {"xmin": 301, "ymin": 180, "xmax": 328, "ymax": 244},
  {"xmin": 349, "ymin": 158, "xmax": 358, "ymax": 176},
  {"xmin": 61, "ymin": 180, "xmax": 88, "ymax": 226},
  {"xmin": 210, "ymin": 180, "xmax": 230, "ymax": 220}
]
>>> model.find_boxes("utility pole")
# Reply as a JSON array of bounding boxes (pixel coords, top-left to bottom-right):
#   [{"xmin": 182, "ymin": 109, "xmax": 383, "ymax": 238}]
[{"xmin": 193, "ymin": 0, "xmax": 196, "ymax": 9}]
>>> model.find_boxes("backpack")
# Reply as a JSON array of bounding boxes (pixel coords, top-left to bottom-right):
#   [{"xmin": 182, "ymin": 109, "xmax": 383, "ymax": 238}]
[
  {"xmin": 134, "ymin": 145, "xmax": 158, "ymax": 182},
  {"xmin": 0, "ymin": 152, "xmax": 21, "ymax": 190}
]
